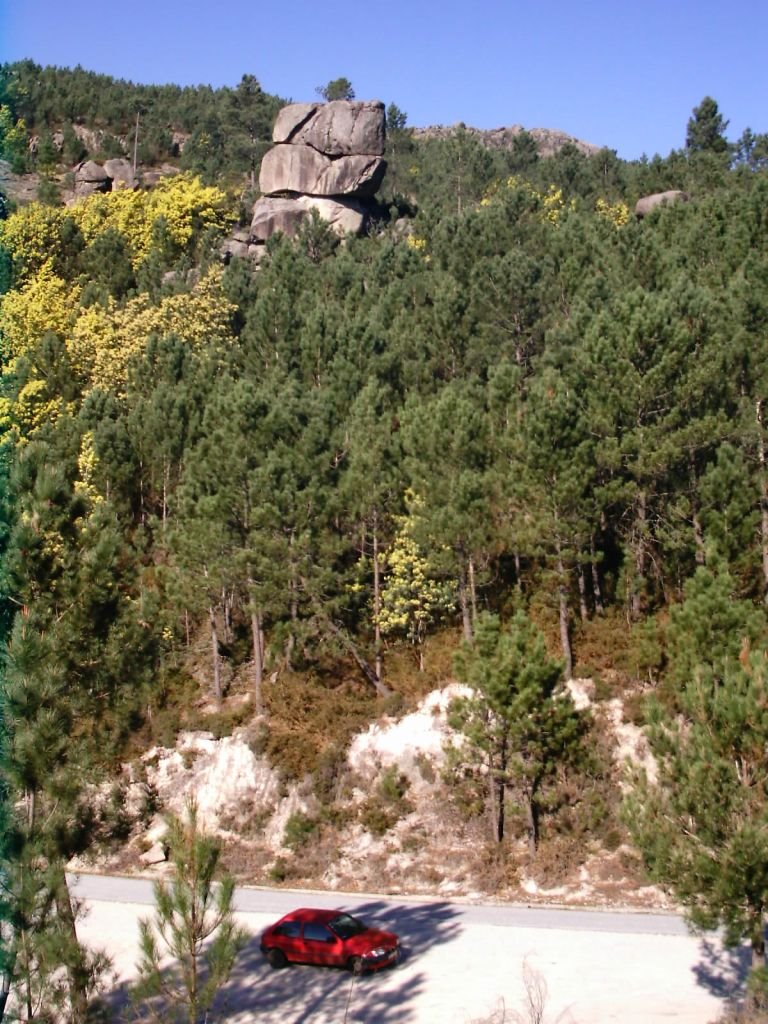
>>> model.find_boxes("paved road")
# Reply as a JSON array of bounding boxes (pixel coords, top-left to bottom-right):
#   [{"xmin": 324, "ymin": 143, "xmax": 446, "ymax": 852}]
[
  {"xmin": 70, "ymin": 871, "xmax": 691, "ymax": 936},
  {"xmin": 71, "ymin": 873, "xmax": 735, "ymax": 1023}
]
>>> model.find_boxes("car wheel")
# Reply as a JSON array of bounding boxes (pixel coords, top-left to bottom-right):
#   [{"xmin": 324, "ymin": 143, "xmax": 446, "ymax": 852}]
[
  {"xmin": 267, "ymin": 948, "xmax": 288, "ymax": 969},
  {"xmin": 349, "ymin": 956, "xmax": 365, "ymax": 975}
]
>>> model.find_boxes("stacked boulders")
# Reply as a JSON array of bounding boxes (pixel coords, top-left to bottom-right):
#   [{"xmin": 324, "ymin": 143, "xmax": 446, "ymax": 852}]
[
  {"xmin": 72, "ymin": 158, "xmax": 145, "ymax": 198},
  {"xmin": 250, "ymin": 99, "xmax": 386, "ymax": 243}
]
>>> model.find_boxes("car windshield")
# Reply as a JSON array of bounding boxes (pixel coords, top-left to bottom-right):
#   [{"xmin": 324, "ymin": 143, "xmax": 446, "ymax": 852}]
[{"xmin": 329, "ymin": 913, "xmax": 367, "ymax": 940}]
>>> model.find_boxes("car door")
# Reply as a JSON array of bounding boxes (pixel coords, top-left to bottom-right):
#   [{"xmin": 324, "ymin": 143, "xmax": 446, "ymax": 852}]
[
  {"xmin": 302, "ymin": 921, "xmax": 342, "ymax": 965},
  {"xmin": 273, "ymin": 918, "xmax": 303, "ymax": 962}
]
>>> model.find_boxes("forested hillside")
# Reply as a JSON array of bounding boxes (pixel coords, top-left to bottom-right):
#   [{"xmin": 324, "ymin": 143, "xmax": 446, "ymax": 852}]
[{"xmin": 2, "ymin": 63, "xmax": 768, "ymax": 1018}]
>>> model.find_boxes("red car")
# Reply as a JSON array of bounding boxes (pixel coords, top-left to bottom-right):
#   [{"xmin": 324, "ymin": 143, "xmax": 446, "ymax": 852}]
[{"xmin": 260, "ymin": 907, "xmax": 400, "ymax": 973}]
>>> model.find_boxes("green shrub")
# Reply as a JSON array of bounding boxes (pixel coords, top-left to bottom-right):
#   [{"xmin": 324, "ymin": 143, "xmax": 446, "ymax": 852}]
[
  {"xmin": 358, "ymin": 766, "xmax": 413, "ymax": 836},
  {"xmin": 283, "ymin": 811, "xmax": 319, "ymax": 852}
]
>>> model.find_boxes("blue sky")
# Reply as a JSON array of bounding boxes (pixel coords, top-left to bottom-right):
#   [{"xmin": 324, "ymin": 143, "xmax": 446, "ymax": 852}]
[{"xmin": 1, "ymin": 0, "xmax": 766, "ymax": 161}]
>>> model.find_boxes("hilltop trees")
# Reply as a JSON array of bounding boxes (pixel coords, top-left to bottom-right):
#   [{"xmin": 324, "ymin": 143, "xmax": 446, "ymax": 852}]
[
  {"xmin": 316, "ymin": 77, "xmax": 355, "ymax": 102},
  {"xmin": 686, "ymin": 95, "xmax": 730, "ymax": 154}
]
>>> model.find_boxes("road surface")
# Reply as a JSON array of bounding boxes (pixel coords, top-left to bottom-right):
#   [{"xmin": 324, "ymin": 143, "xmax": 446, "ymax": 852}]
[{"xmin": 71, "ymin": 873, "xmax": 740, "ymax": 1023}]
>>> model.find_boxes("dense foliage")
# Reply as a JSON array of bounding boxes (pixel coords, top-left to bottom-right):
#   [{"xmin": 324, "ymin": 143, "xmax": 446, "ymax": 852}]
[
  {"xmin": 0, "ymin": 60, "xmax": 284, "ymax": 180},
  {"xmin": 2, "ymin": 65, "xmax": 768, "ymax": 1012}
]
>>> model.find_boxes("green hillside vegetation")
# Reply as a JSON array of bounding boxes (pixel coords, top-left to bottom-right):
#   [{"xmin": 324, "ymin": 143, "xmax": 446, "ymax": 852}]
[
  {"xmin": 0, "ymin": 60, "xmax": 284, "ymax": 181},
  {"xmin": 2, "ymin": 63, "xmax": 768, "ymax": 1016}
]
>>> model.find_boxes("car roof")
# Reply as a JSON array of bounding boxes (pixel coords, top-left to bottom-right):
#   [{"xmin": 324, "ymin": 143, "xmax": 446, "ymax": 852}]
[{"xmin": 282, "ymin": 907, "xmax": 345, "ymax": 924}]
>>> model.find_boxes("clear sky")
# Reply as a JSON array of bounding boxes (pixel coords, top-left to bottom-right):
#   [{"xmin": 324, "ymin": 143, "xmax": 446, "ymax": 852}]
[{"xmin": 1, "ymin": 0, "xmax": 766, "ymax": 161}]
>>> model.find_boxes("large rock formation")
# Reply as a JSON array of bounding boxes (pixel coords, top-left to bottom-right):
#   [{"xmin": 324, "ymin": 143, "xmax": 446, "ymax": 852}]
[
  {"xmin": 634, "ymin": 190, "xmax": 689, "ymax": 219},
  {"xmin": 73, "ymin": 160, "xmax": 111, "ymax": 198},
  {"xmin": 273, "ymin": 100, "xmax": 385, "ymax": 156},
  {"xmin": 259, "ymin": 145, "xmax": 385, "ymax": 199},
  {"xmin": 250, "ymin": 195, "xmax": 368, "ymax": 242},
  {"xmin": 103, "ymin": 158, "xmax": 137, "ymax": 190},
  {"xmin": 412, "ymin": 123, "xmax": 601, "ymax": 157},
  {"xmin": 250, "ymin": 99, "xmax": 386, "ymax": 244}
]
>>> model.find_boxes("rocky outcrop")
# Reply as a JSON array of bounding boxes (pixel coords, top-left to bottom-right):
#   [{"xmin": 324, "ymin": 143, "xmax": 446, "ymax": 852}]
[
  {"xmin": 74, "ymin": 160, "xmax": 111, "ymax": 198},
  {"xmin": 259, "ymin": 145, "xmax": 385, "ymax": 199},
  {"xmin": 412, "ymin": 123, "xmax": 601, "ymax": 157},
  {"xmin": 250, "ymin": 195, "xmax": 367, "ymax": 242},
  {"xmin": 273, "ymin": 100, "xmax": 385, "ymax": 156},
  {"xmin": 250, "ymin": 99, "xmax": 386, "ymax": 245},
  {"xmin": 103, "ymin": 158, "xmax": 136, "ymax": 190},
  {"xmin": 68, "ymin": 160, "xmax": 177, "ymax": 203},
  {"xmin": 634, "ymin": 190, "xmax": 689, "ymax": 218}
]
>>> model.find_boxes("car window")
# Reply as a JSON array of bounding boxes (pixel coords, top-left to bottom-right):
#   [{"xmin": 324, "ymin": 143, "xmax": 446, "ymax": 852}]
[
  {"xmin": 303, "ymin": 922, "xmax": 335, "ymax": 943},
  {"xmin": 275, "ymin": 920, "xmax": 302, "ymax": 938},
  {"xmin": 329, "ymin": 913, "xmax": 366, "ymax": 939}
]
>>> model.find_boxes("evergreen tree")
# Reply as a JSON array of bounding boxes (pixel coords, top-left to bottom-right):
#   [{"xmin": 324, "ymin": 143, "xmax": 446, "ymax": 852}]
[
  {"xmin": 686, "ymin": 96, "xmax": 730, "ymax": 154},
  {"xmin": 401, "ymin": 380, "xmax": 492, "ymax": 642},
  {"xmin": 449, "ymin": 611, "xmax": 586, "ymax": 856},
  {"xmin": 316, "ymin": 78, "xmax": 355, "ymax": 102},
  {"xmin": 626, "ymin": 568, "xmax": 768, "ymax": 983},
  {"xmin": 134, "ymin": 801, "xmax": 248, "ymax": 1024}
]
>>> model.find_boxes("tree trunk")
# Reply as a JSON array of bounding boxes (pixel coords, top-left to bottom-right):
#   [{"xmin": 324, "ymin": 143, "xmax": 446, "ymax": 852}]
[
  {"xmin": 0, "ymin": 969, "xmax": 10, "ymax": 1023},
  {"xmin": 555, "ymin": 538, "xmax": 573, "ymax": 679},
  {"xmin": 523, "ymin": 788, "xmax": 538, "ymax": 861},
  {"xmin": 689, "ymin": 454, "xmax": 706, "ymax": 567},
  {"xmin": 590, "ymin": 536, "xmax": 604, "ymax": 614},
  {"xmin": 632, "ymin": 490, "xmax": 647, "ymax": 620},
  {"xmin": 757, "ymin": 401, "xmax": 768, "ymax": 605},
  {"xmin": 372, "ymin": 511, "xmax": 383, "ymax": 688},
  {"xmin": 468, "ymin": 556, "xmax": 478, "ymax": 628},
  {"xmin": 752, "ymin": 925, "xmax": 766, "ymax": 971},
  {"xmin": 749, "ymin": 910, "xmax": 767, "ymax": 1008},
  {"xmin": 577, "ymin": 564, "xmax": 589, "ymax": 622},
  {"xmin": 493, "ymin": 735, "xmax": 508, "ymax": 844},
  {"xmin": 208, "ymin": 605, "xmax": 222, "ymax": 706},
  {"xmin": 285, "ymin": 531, "xmax": 298, "ymax": 666},
  {"xmin": 162, "ymin": 457, "xmax": 170, "ymax": 526},
  {"xmin": 458, "ymin": 560, "xmax": 472, "ymax": 643},
  {"xmin": 53, "ymin": 870, "xmax": 89, "ymax": 1023},
  {"xmin": 250, "ymin": 604, "xmax": 263, "ymax": 715}
]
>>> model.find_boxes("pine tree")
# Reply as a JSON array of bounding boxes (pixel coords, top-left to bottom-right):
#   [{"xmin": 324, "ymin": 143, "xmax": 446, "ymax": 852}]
[
  {"xmin": 134, "ymin": 801, "xmax": 248, "ymax": 1024},
  {"xmin": 686, "ymin": 96, "xmax": 730, "ymax": 154},
  {"xmin": 626, "ymin": 582, "xmax": 768, "ymax": 983},
  {"xmin": 449, "ymin": 611, "xmax": 586, "ymax": 856}
]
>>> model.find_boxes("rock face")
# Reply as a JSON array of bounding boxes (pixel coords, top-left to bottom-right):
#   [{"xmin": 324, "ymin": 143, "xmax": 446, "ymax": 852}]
[
  {"xmin": 634, "ymin": 190, "xmax": 689, "ymax": 218},
  {"xmin": 259, "ymin": 145, "xmax": 385, "ymax": 199},
  {"xmin": 74, "ymin": 160, "xmax": 111, "ymax": 197},
  {"xmin": 412, "ymin": 123, "xmax": 601, "ymax": 157},
  {"xmin": 70, "ymin": 158, "xmax": 168, "ymax": 201},
  {"xmin": 251, "ymin": 99, "xmax": 386, "ymax": 244},
  {"xmin": 103, "ymin": 158, "xmax": 136, "ymax": 190},
  {"xmin": 273, "ymin": 100, "xmax": 386, "ymax": 156},
  {"xmin": 251, "ymin": 195, "xmax": 366, "ymax": 242}
]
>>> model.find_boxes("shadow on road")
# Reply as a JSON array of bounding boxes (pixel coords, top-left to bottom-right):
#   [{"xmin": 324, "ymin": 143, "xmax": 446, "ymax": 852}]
[
  {"xmin": 95, "ymin": 898, "xmax": 462, "ymax": 1023},
  {"xmin": 693, "ymin": 937, "xmax": 750, "ymax": 999}
]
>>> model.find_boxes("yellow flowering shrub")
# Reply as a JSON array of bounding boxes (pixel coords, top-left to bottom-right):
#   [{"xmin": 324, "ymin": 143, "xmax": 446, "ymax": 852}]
[
  {"xmin": 480, "ymin": 175, "xmax": 575, "ymax": 225},
  {"xmin": 0, "ymin": 266, "xmax": 80, "ymax": 361},
  {"xmin": 71, "ymin": 173, "xmax": 232, "ymax": 268},
  {"xmin": 75, "ymin": 431, "xmax": 104, "ymax": 506},
  {"xmin": 378, "ymin": 492, "xmax": 454, "ymax": 650},
  {"xmin": 595, "ymin": 197, "xmax": 631, "ymax": 228},
  {"xmin": 68, "ymin": 265, "xmax": 236, "ymax": 394},
  {"xmin": 0, "ymin": 203, "xmax": 68, "ymax": 280}
]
